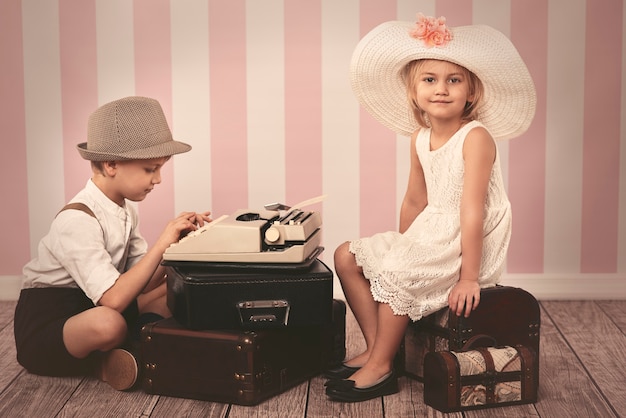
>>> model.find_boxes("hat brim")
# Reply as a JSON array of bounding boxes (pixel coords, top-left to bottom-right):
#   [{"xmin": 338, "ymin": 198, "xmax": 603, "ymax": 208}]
[
  {"xmin": 350, "ymin": 21, "xmax": 536, "ymax": 140},
  {"xmin": 76, "ymin": 140, "xmax": 192, "ymax": 161}
]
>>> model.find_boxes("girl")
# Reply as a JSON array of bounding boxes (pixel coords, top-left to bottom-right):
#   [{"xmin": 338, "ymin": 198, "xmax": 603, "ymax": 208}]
[{"xmin": 325, "ymin": 14, "xmax": 536, "ymax": 402}]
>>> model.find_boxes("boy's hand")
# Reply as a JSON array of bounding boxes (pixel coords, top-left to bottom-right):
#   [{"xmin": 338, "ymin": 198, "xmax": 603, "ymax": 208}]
[
  {"xmin": 173, "ymin": 211, "xmax": 213, "ymax": 241},
  {"xmin": 189, "ymin": 211, "xmax": 212, "ymax": 227},
  {"xmin": 448, "ymin": 279, "xmax": 480, "ymax": 318},
  {"xmin": 157, "ymin": 212, "xmax": 207, "ymax": 249}
]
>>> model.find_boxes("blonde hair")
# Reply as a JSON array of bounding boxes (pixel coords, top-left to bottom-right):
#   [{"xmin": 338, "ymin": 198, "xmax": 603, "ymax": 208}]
[{"xmin": 402, "ymin": 59, "xmax": 484, "ymax": 128}]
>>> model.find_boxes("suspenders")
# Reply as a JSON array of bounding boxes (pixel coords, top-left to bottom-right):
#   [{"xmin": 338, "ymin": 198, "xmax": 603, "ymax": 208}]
[{"xmin": 57, "ymin": 203, "xmax": 130, "ymax": 271}]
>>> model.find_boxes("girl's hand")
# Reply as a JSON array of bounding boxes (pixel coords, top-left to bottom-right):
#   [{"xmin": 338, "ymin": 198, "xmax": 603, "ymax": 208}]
[{"xmin": 448, "ymin": 279, "xmax": 481, "ymax": 318}]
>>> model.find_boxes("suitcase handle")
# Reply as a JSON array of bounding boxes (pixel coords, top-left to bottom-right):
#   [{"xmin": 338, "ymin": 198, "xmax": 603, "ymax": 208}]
[
  {"xmin": 237, "ymin": 299, "xmax": 290, "ymax": 326},
  {"xmin": 461, "ymin": 334, "xmax": 497, "ymax": 351}
]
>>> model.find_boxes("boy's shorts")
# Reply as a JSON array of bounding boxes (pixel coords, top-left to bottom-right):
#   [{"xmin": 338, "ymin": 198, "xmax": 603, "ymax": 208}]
[{"xmin": 13, "ymin": 287, "xmax": 138, "ymax": 377}]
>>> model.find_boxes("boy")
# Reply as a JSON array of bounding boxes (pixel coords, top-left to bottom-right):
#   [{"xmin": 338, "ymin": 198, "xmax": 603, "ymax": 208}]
[{"xmin": 14, "ymin": 96, "xmax": 211, "ymax": 390}]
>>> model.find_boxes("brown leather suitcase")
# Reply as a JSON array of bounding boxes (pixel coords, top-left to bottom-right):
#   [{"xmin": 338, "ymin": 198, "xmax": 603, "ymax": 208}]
[
  {"xmin": 165, "ymin": 258, "xmax": 333, "ymax": 330},
  {"xmin": 423, "ymin": 343, "xmax": 537, "ymax": 412},
  {"xmin": 398, "ymin": 285, "xmax": 540, "ymax": 382},
  {"xmin": 140, "ymin": 299, "xmax": 346, "ymax": 405}
]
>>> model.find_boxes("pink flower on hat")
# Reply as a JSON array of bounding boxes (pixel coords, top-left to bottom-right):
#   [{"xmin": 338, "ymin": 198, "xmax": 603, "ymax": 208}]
[{"xmin": 409, "ymin": 13, "xmax": 452, "ymax": 48}]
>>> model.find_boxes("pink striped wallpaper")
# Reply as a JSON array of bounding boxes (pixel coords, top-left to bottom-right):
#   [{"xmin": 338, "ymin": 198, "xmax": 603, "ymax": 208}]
[
  {"xmin": 581, "ymin": 2, "xmax": 622, "ymax": 273},
  {"xmin": 0, "ymin": 0, "xmax": 29, "ymax": 275},
  {"xmin": 508, "ymin": 1, "xmax": 549, "ymax": 273},
  {"xmin": 208, "ymin": 0, "xmax": 249, "ymax": 214},
  {"xmin": 1, "ymin": 0, "xmax": 625, "ymax": 294}
]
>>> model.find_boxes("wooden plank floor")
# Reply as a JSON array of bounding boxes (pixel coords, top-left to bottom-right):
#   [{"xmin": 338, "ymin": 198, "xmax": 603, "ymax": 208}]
[{"xmin": 0, "ymin": 299, "xmax": 624, "ymax": 417}]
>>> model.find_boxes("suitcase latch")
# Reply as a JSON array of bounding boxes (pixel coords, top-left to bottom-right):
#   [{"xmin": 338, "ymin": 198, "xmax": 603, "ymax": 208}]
[{"xmin": 237, "ymin": 299, "xmax": 290, "ymax": 326}]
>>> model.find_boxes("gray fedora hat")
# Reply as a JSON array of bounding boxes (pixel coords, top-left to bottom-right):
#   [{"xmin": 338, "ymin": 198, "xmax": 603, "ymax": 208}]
[{"xmin": 77, "ymin": 96, "xmax": 191, "ymax": 161}]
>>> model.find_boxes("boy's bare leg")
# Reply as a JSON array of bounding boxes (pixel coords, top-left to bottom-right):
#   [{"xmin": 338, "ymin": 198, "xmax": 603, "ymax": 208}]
[
  {"xmin": 63, "ymin": 305, "xmax": 139, "ymax": 391},
  {"xmin": 63, "ymin": 306, "xmax": 128, "ymax": 358},
  {"xmin": 137, "ymin": 282, "xmax": 171, "ymax": 317}
]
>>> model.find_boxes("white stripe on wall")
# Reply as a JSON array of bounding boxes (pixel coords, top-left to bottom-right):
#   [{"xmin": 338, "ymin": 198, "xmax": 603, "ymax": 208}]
[
  {"xmin": 544, "ymin": 0, "xmax": 585, "ymax": 273},
  {"xmin": 394, "ymin": 1, "xmax": 425, "ymax": 228},
  {"xmin": 22, "ymin": 0, "xmax": 65, "ymax": 257},
  {"xmin": 246, "ymin": 0, "xmax": 287, "ymax": 209},
  {"xmin": 95, "ymin": 0, "xmax": 135, "ymax": 104},
  {"xmin": 5, "ymin": 1, "xmax": 626, "ymax": 302},
  {"xmin": 95, "ymin": 0, "xmax": 141, "ymax": 222},
  {"xmin": 474, "ymin": 0, "xmax": 512, "ymax": 275},
  {"xmin": 473, "ymin": 1, "xmax": 511, "ymax": 32},
  {"xmin": 171, "ymin": 0, "xmax": 213, "ymax": 214},
  {"xmin": 321, "ymin": 0, "xmax": 360, "ymax": 277},
  {"xmin": 474, "ymin": 0, "xmax": 511, "ymax": 191},
  {"xmin": 400, "ymin": 0, "xmax": 435, "ymax": 20}
]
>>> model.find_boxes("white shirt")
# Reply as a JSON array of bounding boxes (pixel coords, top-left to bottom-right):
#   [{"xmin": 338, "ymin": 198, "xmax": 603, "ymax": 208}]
[{"xmin": 22, "ymin": 179, "xmax": 148, "ymax": 304}]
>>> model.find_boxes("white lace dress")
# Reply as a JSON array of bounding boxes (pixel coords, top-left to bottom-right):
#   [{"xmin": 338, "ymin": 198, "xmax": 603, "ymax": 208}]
[{"xmin": 349, "ymin": 120, "xmax": 512, "ymax": 321}]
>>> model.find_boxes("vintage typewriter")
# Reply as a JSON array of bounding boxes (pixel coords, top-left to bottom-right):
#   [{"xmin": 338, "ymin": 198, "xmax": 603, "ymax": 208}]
[{"xmin": 163, "ymin": 197, "xmax": 324, "ymax": 264}]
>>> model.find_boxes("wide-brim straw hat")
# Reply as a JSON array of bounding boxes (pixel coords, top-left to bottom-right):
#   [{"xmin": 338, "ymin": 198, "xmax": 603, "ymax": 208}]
[
  {"xmin": 350, "ymin": 16, "xmax": 536, "ymax": 140},
  {"xmin": 77, "ymin": 96, "xmax": 191, "ymax": 161}
]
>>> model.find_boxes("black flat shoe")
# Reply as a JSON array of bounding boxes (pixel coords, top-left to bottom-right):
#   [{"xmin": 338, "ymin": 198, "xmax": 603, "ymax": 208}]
[
  {"xmin": 323, "ymin": 363, "xmax": 361, "ymax": 380},
  {"xmin": 325, "ymin": 371, "xmax": 398, "ymax": 402}
]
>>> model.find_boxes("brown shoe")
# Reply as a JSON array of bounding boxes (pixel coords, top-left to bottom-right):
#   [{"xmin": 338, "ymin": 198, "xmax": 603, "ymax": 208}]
[{"xmin": 96, "ymin": 348, "xmax": 138, "ymax": 391}]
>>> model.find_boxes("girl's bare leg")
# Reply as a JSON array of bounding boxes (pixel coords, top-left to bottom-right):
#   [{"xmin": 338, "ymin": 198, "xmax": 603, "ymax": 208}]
[
  {"xmin": 334, "ymin": 242, "xmax": 378, "ymax": 366},
  {"xmin": 347, "ymin": 302, "xmax": 409, "ymax": 387}
]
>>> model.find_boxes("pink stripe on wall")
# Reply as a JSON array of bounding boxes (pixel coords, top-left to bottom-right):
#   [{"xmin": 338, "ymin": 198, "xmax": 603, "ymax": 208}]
[
  {"xmin": 134, "ymin": 0, "xmax": 174, "ymax": 245},
  {"xmin": 59, "ymin": 0, "xmax": 98, "ymax": 201},
  {"xmin": 0, "ymin": 0, "xmax": 29, "ymax": 274},
  {"xmin": 359, "ymin": 0, "xmax": 397, "ymax": 237},
  {"xmin": 507, "ymin": 0, "xmax": 548, "ymax": 273},
  {"xmin": 436, "ymin": 0, "xmax": 472, "ymax": 26},
  {"xmin": 581, "ymin": 2, "xmax": 622, "ymax": 273},
  {"xmin": 3, "ymin": 1, "xmax": 626, "ymax": 286},
  {"xmin": 284, "ymin": 1, "xmax": 323, "ymax": 208},
  {"xmin": 208, "ymin": 0, "xmax": 248, "ymax": 216}
]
